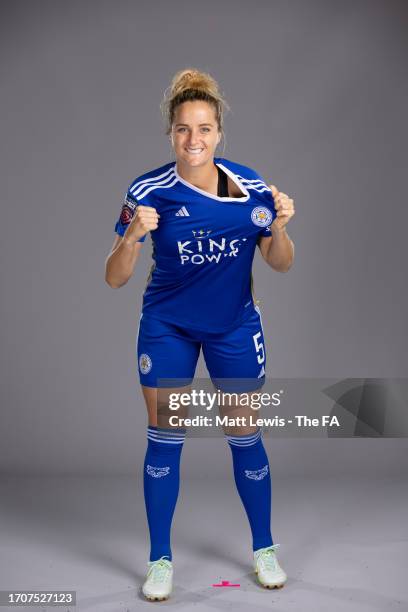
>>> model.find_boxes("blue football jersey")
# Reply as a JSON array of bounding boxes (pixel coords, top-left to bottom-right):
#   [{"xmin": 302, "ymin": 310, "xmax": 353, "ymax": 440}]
[{"xmin": 114, "ymin": 157, "xmax": 276, "ymax": 333}]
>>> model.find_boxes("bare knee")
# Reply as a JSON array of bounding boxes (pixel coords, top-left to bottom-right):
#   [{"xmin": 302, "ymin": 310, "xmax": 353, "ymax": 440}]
[
  {"xmin": 141, "ymin": 385, "xmax": 191, "ymax": 428},
  {"xmin": 222, "ymin": 422, "xmax": 260, "ymax": 437}
]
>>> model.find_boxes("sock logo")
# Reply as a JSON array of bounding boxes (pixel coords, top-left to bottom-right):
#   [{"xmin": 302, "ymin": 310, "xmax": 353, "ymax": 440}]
[
  {"xmin": 244, "ymin": 464, "xmax": 269, "ymax": 480},
  {"xmin": 146, "ymin": 465, "xmax": 170, "ymax": 478}
]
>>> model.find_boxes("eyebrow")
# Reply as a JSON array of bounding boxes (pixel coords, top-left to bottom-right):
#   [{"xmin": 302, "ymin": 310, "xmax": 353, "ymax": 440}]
[{"xmin": 175, "ymin": 123, "xmax": 214, "ymax": 127}]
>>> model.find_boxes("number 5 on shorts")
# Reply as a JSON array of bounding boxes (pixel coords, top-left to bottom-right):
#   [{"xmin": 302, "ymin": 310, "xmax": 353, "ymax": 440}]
[{"xmin": 253, "ymin": 331, "xmax": 265, "ymax": 364}]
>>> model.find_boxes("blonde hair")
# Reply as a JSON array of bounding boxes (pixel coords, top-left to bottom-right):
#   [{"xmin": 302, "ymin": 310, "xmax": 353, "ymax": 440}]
[{"xmin": 160, "ymin": 68, "xmax": 230, "ymax": 152}]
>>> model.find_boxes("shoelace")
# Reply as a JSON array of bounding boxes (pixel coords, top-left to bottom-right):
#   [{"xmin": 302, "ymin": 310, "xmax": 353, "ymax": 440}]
[
  {"xmin": 147, "ymin": 557, "xmax": 172, "ymax": 583},
  {"xmin": 256, "ymin": 544, "xmax": 281, "ymax": 571}
]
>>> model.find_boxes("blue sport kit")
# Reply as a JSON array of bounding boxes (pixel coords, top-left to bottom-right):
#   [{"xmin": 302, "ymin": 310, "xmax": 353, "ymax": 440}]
[{"xmin": 114, "ymin": 157, "xmax": 276, "ymax": 391}]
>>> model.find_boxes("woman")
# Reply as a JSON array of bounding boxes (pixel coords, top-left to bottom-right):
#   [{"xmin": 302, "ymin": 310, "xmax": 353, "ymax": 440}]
[{"xmin": 105, "ymin": 68, "xmax": 295, "ymax": 601}]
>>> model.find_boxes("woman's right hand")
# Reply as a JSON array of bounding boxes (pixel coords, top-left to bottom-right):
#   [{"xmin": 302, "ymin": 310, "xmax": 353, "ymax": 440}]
[{"xmin": 124, "ymin": 205, "xmax": 160, "ymax": 243}]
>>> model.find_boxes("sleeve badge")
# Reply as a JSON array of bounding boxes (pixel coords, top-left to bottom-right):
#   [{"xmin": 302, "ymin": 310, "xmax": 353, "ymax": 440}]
[{"xmin": 119, "ymin": 196, "xmax": 137, "ymax": 226}]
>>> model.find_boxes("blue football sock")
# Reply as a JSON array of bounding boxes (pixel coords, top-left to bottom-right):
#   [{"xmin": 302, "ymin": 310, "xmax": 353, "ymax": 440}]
[
  {"xmin": 143, "ymin": 425, "xmax": 186, "ymax": 562},
  {"xmin": 226, "ymin": 428, "xmax": 273, "ymax": 551}
]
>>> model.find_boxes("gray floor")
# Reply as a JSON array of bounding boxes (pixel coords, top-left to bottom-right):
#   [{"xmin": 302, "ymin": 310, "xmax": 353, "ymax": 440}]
[{"xmin": 0, "ymin": 474, "xmax": 407, "ymax": 612}]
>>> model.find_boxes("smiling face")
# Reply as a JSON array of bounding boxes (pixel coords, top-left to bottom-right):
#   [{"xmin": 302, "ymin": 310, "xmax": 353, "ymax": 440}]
[{"xmin": 170, "ymin": 100, "xmax": 221, "ymax": 169}]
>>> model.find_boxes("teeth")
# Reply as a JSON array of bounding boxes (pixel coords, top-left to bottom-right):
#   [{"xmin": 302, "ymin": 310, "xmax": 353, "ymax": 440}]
[{"xmin": 187, "ymin": 148, "xmax": 203, "ymax": 154}]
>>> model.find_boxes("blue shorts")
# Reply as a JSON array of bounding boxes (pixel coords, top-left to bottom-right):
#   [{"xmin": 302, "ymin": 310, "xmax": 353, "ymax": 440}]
[{"xmin": 136, "ymin": 305, "xmax": 266, "ymax": 393}]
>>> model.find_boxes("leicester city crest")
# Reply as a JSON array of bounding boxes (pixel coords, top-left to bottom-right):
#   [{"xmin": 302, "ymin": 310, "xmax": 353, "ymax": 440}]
[
  {"xmin": 139, "ymin": 353, "xmax": 152, "ymax": 374},
  {"xmin": 251, "ymin": 206, "xmax": 273, "ymax": 228}
]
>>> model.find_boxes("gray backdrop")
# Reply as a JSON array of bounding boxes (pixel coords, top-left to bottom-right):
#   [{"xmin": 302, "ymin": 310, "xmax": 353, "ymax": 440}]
[{"xmin": 1, "ymin": 0, "xmax": 407, "ymax": 476}]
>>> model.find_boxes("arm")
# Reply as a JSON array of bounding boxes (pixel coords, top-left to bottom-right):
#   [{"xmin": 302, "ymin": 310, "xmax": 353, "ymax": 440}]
[
  {"xmin": 257, "ymin": 182, "xmax": 295, "ymax": 272},
  {"xmin": 257, "ymin": 228, "xmax": 295, "ymax": 272},
  {"xmin": 105, "ymin": 201, "xmax": 160, "ymax": 288},
  {"xmin": 105, "ymin": 234, "xmax": 144, "ymax": 288}
]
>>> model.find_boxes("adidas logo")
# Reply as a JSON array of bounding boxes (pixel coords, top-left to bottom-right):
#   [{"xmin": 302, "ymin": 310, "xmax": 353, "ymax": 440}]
[{"xmin": 175, "ymin": 206, "xmax": 190, "ymax": 216}]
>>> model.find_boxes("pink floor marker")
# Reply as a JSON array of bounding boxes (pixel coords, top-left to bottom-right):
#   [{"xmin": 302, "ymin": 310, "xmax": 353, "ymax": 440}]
[{"xmin": 212, "ymin": 580, "xmax": 240, "ymax": 587}]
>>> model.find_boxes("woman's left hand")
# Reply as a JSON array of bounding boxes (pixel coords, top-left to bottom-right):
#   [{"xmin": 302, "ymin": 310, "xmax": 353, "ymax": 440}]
[{"xmin": 270, "ymin": 185, "xmax": 295, "ymax": 230}]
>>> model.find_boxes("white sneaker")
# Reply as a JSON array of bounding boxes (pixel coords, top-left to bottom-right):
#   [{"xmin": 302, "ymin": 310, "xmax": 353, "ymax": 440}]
[
  {"xmin": 254, "ymin": 544, "xmax": 287, "ymax": 589},
  {"xmin": 142, "ymin": 555, "xmax": 173, "ymax": 601}
]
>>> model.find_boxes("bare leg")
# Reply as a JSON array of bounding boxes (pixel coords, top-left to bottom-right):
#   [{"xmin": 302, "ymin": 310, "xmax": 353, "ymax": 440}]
[
  {"xmin": 216, "ymin": 386, "xmax": 262, "ymax": 436},
  {"xmin": 141, "ymin": 384, "xmax": 191, "ymax": 426}
]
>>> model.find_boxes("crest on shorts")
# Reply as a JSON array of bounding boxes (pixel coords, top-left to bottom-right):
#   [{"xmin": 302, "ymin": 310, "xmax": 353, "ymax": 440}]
[
  {"xmin": 251, "ymin": 206, "xmax": 273, "ymax": 228},
  {"xmin": 139, "ymin": 353, "xmax": 152, "ymax": 374},
  {"xmin": 244, "ymin": 464, "xmax": 269, "ymax": 480},
  {"xmin": 147, "ymin": 465, "xmax": 170, "ymax": 478}
]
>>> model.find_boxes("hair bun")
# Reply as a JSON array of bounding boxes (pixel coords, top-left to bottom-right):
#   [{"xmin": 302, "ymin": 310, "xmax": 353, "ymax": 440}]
[
  {"xmin": 171, "ymin": 68, "xmax": 212, "ymax": 96},
  {"xmin": 171, "ymin": 69, "xmax": 208, "ymax": 95}
]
